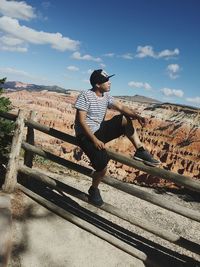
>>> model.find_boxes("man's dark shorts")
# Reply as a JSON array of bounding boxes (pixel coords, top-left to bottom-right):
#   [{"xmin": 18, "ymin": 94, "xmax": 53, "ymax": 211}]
[{"xmin": 76, "ymin": 115, "xmax": 126, "ymax": 172}]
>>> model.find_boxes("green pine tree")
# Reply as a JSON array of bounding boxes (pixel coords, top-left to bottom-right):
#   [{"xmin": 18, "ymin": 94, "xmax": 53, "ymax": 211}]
[{"xmin": 0, "ymin": 78, "xmax": 14, "ymax": 165}]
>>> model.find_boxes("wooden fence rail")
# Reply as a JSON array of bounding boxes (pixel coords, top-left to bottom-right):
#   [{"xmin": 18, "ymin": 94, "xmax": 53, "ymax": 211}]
[
  {"xmin": 21, "ymin": 141, "xmax": 200, "ymax": 222},
  {"xmin": 1, "ymin": 111, "xmax": 200, "ymax": 193}
]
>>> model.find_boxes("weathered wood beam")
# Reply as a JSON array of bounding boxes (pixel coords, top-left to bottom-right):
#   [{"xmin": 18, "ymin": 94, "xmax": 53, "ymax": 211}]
[
  {"xmin": 18, "ymin": 165, "xmax": 200, "ymax": 254},
  {"xmin": 0, "ymin": 111, "xmax": 17, "ymax": 121},
  {"xmin": 3, "ymin": 110, "xmax": 25, "ymax": 193},
  {"xmin": 21, "ymin": 142, "xmax": 200, "ymax": 222},
  {"xmin": 24, "ymin": 111, "xmax": 36, "ymax": 168},
  {"xmin": 107, "ymin": 149, "xmax": 200, "ymax": 192},
  {"xmin": 22, "ymin": 141, "xmax": 91, "ymax": 175},
  {"xmin": 25, "ymin": 119, "xmax": 78, "ymax": 145}
]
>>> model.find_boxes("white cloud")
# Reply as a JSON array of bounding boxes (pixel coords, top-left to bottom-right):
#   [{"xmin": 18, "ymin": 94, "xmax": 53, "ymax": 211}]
[
  {"xmin": 135, "ymin": 46, "xmax": 154, "ymax": 58},
  {"xmin": 1, "ymin": 35, "xmax": 24, "ymax": 46},
  {"xmin": 67, "ymin": 65, "xmax": 79, "ymax": 71},
  {"xmin": 166, "ymin": 64, "xmax": 180, "ymax": 79},
  {"xmin": 0, "ymin": 0, "xmax": 36, "ymax": 20},
  {"xmin": 161, "ymin": 87, "xmax": 184, "ymax": 98},
  {"xmin": 167, "ymin": 64, "xmax": 180, "ymax": 72},
  {"xmin": 72, "ymin": 52, "xmax": 102, "ymax": 62},
  {"xmin": 99, "ymin": 63, "xmax": 106, "ymax": 68},
  {"xmin": 158, "ymin": 48, "xmax": 179, "ymax": 58},
  {"xmin": 128, "ymin": 81, "xmax": 152, "ymax": 90},
  {"xmin": 0, "ymin": 35, "xmax": 27, "ymax": 52},
  {"xmin": 186, "ymin": 96, "xmax": 200, "ymax": 105},
  {"xmin": 136, "ymin": 45, "xmax": 179, "ymax": 59},
  {"xmin": 119, "ymin": 53, "xmax": 133, "ymax": 60},
  {"xmin": 104, "ymin": 52, "xmax": 134, "ymax": 59},
  {"xmin": 0, "ymin": 66, "xmax": 53, "ymax": 84},
  {"xmin": 0, "ymin": 16, "xmax": 80, "ymax": 51},
  {"xmin": 103, "ymin": 53, "xmax": 115, "ymax": 57},
  {"xmin": 0, "ymin": 45, "xmax": 27, "ymax": 52},
  {"xmin": 0, "ymin": 66, "xmax": 30, "ymax": 76}
]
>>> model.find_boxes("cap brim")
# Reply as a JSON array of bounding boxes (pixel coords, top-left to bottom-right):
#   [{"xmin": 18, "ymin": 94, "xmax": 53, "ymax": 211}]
[{"xmin": 108, "ymin": 74, "xmax": 115, "ymax": 79}]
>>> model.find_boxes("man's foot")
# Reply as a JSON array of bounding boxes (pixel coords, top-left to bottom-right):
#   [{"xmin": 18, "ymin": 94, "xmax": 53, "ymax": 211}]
[
  {"xmin": 133, "ymin": 147, "xmax": 160, "ymax": 166},
  {"xmin": 88, "ymin": 186, "xmax": 104, "ymax": 206}
]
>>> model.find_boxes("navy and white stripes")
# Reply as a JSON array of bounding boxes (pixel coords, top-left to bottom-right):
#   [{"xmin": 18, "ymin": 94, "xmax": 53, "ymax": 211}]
[{"xmin": 74, "ymin": 89, "xmax": 114, "ymax": 135}]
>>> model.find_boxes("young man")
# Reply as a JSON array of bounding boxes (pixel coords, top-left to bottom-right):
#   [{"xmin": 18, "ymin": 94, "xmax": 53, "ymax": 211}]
[{"xmin": 74, "ymin": 69, "xmax": 160, "ymax": 206}]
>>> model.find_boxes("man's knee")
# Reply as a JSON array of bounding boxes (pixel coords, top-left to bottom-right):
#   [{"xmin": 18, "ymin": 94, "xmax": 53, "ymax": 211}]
[
  {"xmin": 91, "ymin": 149, "xmax": 109, "ymax": 172},
  {"xmin": 95, "ymin": 166, "xmax": 107, "ymax": 176}
]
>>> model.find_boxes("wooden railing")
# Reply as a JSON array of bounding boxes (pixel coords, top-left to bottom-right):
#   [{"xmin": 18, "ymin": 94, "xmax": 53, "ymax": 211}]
[{"xmin": 0, "ymin": 109, "xmax": 200, "ymax": 266}]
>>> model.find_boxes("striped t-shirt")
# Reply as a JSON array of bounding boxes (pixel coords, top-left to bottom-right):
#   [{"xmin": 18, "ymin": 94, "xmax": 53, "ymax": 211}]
[{"xmin": 74, "ymin": 89, "xmax": 114, "ymax": 135}]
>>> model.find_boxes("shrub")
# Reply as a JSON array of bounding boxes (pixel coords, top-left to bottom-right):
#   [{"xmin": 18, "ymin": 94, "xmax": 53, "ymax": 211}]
[{"xmin": 0, "ymin": 78, "xmax": 14, "ymax": 165}]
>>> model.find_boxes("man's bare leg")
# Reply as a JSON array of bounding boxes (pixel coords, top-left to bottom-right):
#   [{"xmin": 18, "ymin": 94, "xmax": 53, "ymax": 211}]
[
  {"xmin": 88, "ymin": 167, "xmax": 107, "ymax": 206},
  {"xmin": 121, "ymin": 115, "xmax": 160, "ymax": 165},
  {"xmin": 122, "ymin": 116, "xmax": 142, "ymax": 148},
  {"xmin": 92, "ymin": 166, "xmax": 107, "ymax": 188}
]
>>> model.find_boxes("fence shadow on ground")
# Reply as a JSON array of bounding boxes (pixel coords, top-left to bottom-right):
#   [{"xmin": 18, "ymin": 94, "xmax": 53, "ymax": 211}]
[
  {"xmin": 17, "ymin": 175, "xmax": 200, "ymax": 267},
  {"xmin": 10, "ymin": 196, "xmax": 56, "ymax": 267},
  {"xmin": 153, "ymin": 187, "xmax": 200, "ymax": 203}
]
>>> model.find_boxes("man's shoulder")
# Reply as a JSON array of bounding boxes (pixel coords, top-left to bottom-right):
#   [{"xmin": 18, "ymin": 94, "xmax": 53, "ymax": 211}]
[
  {"xmin": 77, "ymin": 89, "xmax": 93, "ymax": 97},
  {"xmin": 80, "ymin": 88, "xmax": 92, "ymax": 94}
]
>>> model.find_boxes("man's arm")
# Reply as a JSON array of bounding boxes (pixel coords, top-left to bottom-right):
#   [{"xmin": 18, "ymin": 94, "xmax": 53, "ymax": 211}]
[
  {"xmin": 111, "ymin": 100, "xmax": 146, "ymax": 126},
  {"xmin": 76, "ymin": 110, "xmax": 105, "ymax": 150}
]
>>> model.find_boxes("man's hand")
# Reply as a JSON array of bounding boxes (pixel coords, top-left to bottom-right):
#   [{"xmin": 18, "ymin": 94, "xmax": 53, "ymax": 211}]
[
  {"xmin": 77, "ymin": 110, "xmax": 106, "ymax": 149},
  {"xmin": 93, "ymin": 138, "xmax": 105, "ymax": 150},
  {"xmin": 128, "ymin": 112, "xmax": 147, "ymax": 127},
  {"xmin": 135, "ymin": 114, "xmax": 146, "ymax": 127}
]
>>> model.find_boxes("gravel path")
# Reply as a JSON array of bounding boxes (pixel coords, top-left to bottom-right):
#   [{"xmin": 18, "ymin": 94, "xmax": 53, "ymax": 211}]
[{"xmin": 9, "ymin": 167, "xmax": 200, "ymax": 266}]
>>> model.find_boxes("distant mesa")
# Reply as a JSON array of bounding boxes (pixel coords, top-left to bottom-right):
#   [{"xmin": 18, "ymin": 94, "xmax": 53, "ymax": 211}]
[
  {"xmin": 115, "ymin": 94, "xmax": 161, "ymax": 104},
  {"xmin": 3, "ymin": 80, "xmax": 80, "ymax": 95},
  {"xmin": 3, "ymin": 81, "xmax": 199, "ymax": 111},
  {"xmin": 3, "ymin": 81, "xmax": 161, "ymax": 104}
]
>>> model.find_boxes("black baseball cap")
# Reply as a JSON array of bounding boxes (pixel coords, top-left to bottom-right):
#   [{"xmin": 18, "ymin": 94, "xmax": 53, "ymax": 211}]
[{"xmin": 90, "ymin": 69, "xmax": 115, "ymax": 86}]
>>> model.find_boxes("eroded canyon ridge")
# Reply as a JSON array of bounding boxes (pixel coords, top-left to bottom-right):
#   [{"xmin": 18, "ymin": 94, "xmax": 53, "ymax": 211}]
[{"xmin": 3, "ymin": 89, "xmax": 200, "ymax": 188}]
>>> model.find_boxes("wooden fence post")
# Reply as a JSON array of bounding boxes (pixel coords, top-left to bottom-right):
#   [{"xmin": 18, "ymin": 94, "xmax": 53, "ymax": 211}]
[
  {"xmin": 24, "ymin": 110, "xmax": 36, "ymax": 168},
  {"xmin": 2, "ymin": 109, "xmax": 25, "ymax": 193}
]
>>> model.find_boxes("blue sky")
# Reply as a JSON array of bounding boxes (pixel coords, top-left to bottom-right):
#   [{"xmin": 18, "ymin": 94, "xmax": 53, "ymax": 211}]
[{"xmin": 0, "ymin": 0, "xmax": 200, "ymax": 107}]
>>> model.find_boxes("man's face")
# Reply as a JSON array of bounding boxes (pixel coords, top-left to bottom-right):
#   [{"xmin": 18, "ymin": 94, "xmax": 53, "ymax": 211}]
[{"xmin": 98, "ymin": 80, "xmax": 111, "ymax": 92}]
